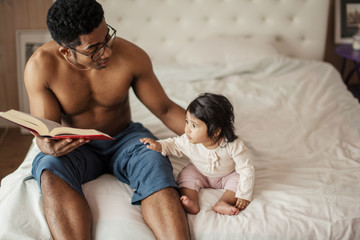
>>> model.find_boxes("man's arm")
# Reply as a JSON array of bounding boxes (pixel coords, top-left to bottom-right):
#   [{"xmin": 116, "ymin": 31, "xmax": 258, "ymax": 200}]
[
  {"xmin": 131, "ymin": 49, "xmax": 185, "ymax": 135},
  {"xmin": 24, "ymin": 54, "xmax": 62, "ymax": 123},
  {"xmin": 24, "ymin": 49, "xmax": 88, "ymax": 156}
]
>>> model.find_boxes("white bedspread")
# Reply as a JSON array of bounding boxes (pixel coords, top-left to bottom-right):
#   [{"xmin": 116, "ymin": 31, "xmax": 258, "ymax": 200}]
[{"xmin": 1, "ymin": 55, "xmax": 360, "ymax": 239}]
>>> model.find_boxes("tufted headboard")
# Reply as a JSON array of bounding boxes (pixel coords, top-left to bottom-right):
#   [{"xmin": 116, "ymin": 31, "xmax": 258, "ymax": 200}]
[{"xmin": 98, "ymin": 0, "xmax": 330, "ymax": 63}]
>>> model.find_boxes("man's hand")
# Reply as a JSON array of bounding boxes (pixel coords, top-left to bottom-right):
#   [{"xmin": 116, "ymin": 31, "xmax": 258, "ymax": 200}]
[
  {"xmin": 235, "ymin": 198, "xmax": 250, "ymax": 210},
  {"xmin": 33, "ymin": 132, "xmax": 89, "ymax": 157}
]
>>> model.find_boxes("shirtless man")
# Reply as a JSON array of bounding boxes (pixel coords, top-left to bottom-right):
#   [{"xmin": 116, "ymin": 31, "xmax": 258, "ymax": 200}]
[{"xmin": 25, "ymin": 0, "xmax": 189, "ymax": 239}]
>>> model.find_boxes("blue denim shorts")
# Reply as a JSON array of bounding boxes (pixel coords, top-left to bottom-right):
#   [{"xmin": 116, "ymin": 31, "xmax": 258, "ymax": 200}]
[{"xmin": 31, "ymin": 122, "xmax": 177, "ymax": 205}]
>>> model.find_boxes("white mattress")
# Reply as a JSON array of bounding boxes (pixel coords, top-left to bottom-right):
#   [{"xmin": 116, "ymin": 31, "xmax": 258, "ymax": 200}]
[{"xmin": 1, "ymin": 55, "xmax": 360, "ymax": 239}]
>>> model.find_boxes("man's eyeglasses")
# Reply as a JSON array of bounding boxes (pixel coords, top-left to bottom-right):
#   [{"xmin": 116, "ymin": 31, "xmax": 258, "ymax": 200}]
[{"xmin": 67, "ymin": 24, "xmax": 116, "ymax": 62}]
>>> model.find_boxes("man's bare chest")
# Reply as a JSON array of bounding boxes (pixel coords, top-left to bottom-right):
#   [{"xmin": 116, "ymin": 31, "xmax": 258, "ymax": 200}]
[{"xmin": 51, "ymin": 73, "xmax": 132, "ymax": 115}]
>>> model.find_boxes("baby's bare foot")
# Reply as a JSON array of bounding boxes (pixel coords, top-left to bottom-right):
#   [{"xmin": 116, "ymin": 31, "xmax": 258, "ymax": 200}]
[
  {"xmin": 213, "ymin": 200, "xmax": 240, "ymax": 215},
  {"xmin": 180, "ymin": 195, "xmax": 200, "ymax": 214}
]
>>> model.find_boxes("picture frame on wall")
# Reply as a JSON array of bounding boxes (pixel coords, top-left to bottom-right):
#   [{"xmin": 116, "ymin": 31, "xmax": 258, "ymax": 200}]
[
  {"xmin": 16, "ymin": 30, "xmax": 51, "ymax": 133},
  {"xmin": 335, "ymin": 0, "xmax": 360, "ymax": 44}
]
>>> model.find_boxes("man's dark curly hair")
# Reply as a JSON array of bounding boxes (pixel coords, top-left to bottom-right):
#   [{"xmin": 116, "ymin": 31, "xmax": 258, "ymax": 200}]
[
  {"xmin": 186, "ymin": 93, "xmax": 238, "ymax": 144},
  {"xmin": 46, "ymin": 0, "xmax": 104, "ymax": 47}
]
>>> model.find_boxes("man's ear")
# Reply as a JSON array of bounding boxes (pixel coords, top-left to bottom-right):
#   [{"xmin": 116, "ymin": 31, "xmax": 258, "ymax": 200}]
[{"xmin": 59, "ymin": 46, "xmax": 71, "ymax": 57}]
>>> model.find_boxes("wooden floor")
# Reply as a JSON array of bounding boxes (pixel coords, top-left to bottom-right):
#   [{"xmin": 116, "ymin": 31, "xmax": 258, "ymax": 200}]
[{"xmin": 0, "ymin": 128, "xmax": 33, "ymax": 184}]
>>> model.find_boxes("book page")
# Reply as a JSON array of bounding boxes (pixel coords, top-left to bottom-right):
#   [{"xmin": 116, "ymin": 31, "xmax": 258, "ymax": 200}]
[
  {"xmin": 30, "ymin": 115, "xmax": 62, "ymax": 132},
  {"xmin": 1, "ymin": 110, "xmax": 112, "ymax": 139},
  {"xmin": 0, "ymin": 110, "xmax": 62, "ymax": 135},
  {"xmin": 49, "ymin": 126, "xmax": 108, "ymax": 137}
]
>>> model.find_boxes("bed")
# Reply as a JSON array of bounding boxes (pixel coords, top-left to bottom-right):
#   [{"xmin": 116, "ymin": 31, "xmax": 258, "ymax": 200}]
[{"xmin": 1, "ymin": 0, "xmax": 360, "ymax": 239}]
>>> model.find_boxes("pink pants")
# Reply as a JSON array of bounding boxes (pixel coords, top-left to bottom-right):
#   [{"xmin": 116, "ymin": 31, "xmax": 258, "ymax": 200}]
[{"xmin": 177, "ymin": 164, "xmax": 239, "ymax": 193}]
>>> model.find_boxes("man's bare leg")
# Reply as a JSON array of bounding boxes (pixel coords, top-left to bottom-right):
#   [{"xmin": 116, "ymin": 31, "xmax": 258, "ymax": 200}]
[
  {"xmin": 41, "ymin": 170, "xmax": 92, "ymax": 240},
  {"xmin": 141, "ymin": 187, "xmax": 190, "ymax": 240}
]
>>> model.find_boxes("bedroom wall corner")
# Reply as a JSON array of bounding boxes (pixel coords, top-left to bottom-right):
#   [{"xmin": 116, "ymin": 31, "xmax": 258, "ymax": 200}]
[
  {"xmin": 324, "ymin": 0, "xmax": 358, "ymax": 87},
  {"xmin": 0, "ymin": 0, "xmax": 53, "ymax": 127}
]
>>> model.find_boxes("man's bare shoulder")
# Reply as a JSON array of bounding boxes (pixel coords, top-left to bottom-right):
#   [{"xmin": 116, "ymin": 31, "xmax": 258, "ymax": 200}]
[
  {"xmin": 25, "ymin": 41, "xmax": 61, "ymax": 72},
  {"xmin": 116, "ymin": 37, "xmax": 143, "ymax": 52},
  {"xmin": 115, "ymin": 37, "xmax": 151, "ymax": 62},
  {"xmin": 113, "ymin": 37, "xmax": 154, "ymax": 77},
  {"xmin": 24, "ymin": 41, "xmax": 62, "ymax": 86}
]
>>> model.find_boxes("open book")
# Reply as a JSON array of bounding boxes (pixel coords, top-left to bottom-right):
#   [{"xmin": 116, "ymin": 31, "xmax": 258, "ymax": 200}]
[{"xmin": 0, "ymin": 109, "xmax": 114, "ymax": 140}]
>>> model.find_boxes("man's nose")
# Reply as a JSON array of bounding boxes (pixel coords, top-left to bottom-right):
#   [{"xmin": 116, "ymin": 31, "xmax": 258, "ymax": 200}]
[{"xmin": 102, "ymin": 46, "xmax": 112, "ymax": 58}]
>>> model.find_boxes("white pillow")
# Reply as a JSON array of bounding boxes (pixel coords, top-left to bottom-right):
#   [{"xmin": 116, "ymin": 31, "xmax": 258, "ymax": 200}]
[{"xmin": 175, "ymin": 36, "xmax": 278, "ymax": 67}]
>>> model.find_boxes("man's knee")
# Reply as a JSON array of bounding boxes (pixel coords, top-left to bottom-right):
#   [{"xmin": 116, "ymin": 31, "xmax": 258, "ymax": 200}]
[
  {"xmin": 40, "ymin": 170, "xmax": 64, "ymax": 191},
  {"xmin": 40, "ymin": 170, "xmax": 84, "ymax": 199},
  {"xmin": 40, "ymin": 169, "xmax": 60, "ymax": 182},
  {"xmin": 142, "ymin": 187, "xmax": 180, "ymax": 205}
]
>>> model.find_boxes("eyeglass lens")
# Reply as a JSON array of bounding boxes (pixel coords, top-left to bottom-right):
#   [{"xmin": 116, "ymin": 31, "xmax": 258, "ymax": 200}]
[{"xmin": 92, "ymin": 29, "xmax": 116, "ymax": 61}]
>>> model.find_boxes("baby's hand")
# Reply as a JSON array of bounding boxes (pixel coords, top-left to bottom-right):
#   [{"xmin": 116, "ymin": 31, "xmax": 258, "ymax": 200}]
[
  {"xmin": 235, "ymin": 198, "xmax": 250, "ymax": 210},
  {"xmin": 140, "ymin": 138, "xmax": 162, "ymax": 152}
]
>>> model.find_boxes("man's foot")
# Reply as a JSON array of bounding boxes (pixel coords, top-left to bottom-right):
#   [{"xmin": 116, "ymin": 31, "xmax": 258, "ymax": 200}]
[
  {"xmin": 180, "ymin": 195, "xmax": 200, "ymax": 214},
  {"xmin": 213, "ymin": 200, "xmax": 240, "ymax": 215}
]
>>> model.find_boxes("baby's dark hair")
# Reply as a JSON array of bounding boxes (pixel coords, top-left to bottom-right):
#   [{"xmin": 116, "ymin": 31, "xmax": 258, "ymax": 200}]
[
  {"xmin": 186, "ymin": 93, "xmax": 238, "ymax": 144},
  {"xmin": 46, "ymin": 0, "xmax": 104, "ymax": 47}
]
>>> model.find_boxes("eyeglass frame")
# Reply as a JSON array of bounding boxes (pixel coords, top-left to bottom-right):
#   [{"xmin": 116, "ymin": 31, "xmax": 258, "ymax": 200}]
[{"xmin": 66, "ymin": 24, "xmax": 117, "ymax": 62}]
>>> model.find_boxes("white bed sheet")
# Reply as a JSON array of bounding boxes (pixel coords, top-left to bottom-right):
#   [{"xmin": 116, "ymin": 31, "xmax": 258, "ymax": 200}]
[{"xmin": 1, "ymin": 55, "xmax": 360, "ymax": 240}]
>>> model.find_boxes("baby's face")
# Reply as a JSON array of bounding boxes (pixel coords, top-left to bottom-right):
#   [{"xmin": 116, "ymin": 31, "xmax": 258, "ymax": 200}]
[{"xmin": 184, "ymin": 112, "xmax": 217, "ymax": 149}]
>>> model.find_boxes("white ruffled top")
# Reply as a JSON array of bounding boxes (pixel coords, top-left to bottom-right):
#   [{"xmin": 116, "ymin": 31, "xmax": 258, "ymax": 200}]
[{"xmin": 158, "ymin": 134, "xmax": 255, "ymax": 201}]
